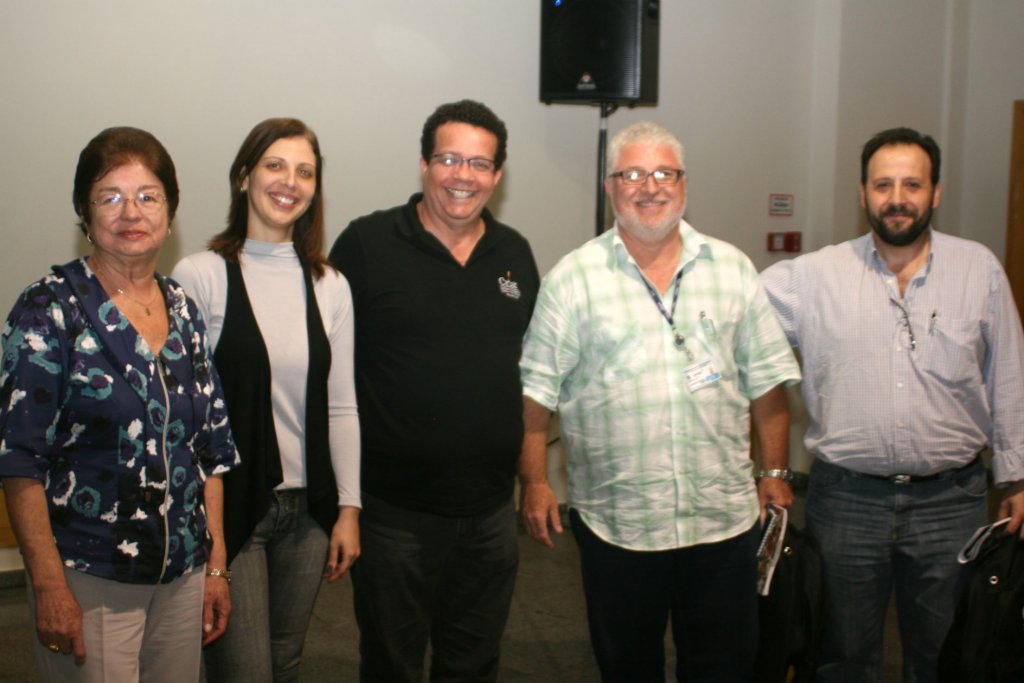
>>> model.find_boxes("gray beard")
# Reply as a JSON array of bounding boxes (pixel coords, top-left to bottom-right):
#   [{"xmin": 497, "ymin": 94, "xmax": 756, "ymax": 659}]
[{"xmin": 615, "ymin": 213, "xmax": 682, "ymax": 245}]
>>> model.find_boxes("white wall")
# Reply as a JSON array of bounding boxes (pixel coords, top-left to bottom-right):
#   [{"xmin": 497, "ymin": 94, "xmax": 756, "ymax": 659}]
[
  {"xmin": 829, "ymin": 0, "xmax": 953, "ymax": 243},
  {"xmin": 0, "ymin": 1, "xmax": 829, "ymax": 304},
  {"xmin": 958, "ymin": 1, "xmax": 1024, "ymax": 256},
  {"xmin": 0, "ymin": 1, "xmax": 1022, "ymax": 541},
  {"xmin": 3, "ymin": 1, "xmax": 1020, "ymax": 294}
]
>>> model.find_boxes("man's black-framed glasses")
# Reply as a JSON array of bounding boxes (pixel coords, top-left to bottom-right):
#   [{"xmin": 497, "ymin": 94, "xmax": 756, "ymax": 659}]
[
  {"xmin": 430, "ymin": 153, "xmax": 496, "ymax": 174},
  {"xmin": 609, "ymin": 168, "xmax": 685, "ymax": 185}
]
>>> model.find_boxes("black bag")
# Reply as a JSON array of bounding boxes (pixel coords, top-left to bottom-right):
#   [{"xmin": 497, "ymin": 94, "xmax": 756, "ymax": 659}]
[
  {"xmin": 754, "ymin": 523, "xmax": 824, "ymax": 683},
  {"xmin": 938, "ymin": 531, "xmax": 1024, "ymax": 683}
]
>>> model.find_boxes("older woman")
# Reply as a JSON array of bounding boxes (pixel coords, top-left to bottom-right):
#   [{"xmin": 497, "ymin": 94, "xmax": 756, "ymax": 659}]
[
  {"xmin": 0, "ymin": 127, "xmax": 238, "ymax": 683},
  {"xmin": 172, "ymin": 118, "xmax": 360, "ymax": 683}
]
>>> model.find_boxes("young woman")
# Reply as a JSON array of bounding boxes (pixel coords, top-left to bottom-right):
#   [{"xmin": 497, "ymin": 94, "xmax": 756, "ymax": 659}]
[{"xmin": 172, "ymin": 118, "xmax": 360, "ymax": 683}]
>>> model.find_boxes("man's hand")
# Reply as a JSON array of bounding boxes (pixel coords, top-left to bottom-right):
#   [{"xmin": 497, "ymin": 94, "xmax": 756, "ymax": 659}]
[
  {"xmin": 518, "ymin": 397, "xmax": 561, "ymax": 549},
  {"xmin": 998, "ymin": 479, "xmax": 1024, "ymax": 538},
  {"xmin": 520, "ymin": 480, "xmax": 562, "ymax": 549},
  {"xmin": 756, "ymin": 477, "xmax": 794, "ymax": 525}
]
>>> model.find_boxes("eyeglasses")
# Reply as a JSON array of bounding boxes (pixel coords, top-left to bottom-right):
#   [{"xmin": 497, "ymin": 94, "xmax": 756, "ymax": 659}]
[
  {"xmin": 430, "ymin": 153, "xmax": 496, "ymax": 174},
  {"xmin": 609, "ymin": 168, "xmax": 685, "ymax": 185},
  {"xmin": 890, "ymin": 298, "xmax": 917, "ymax": 351},
  {"xmin": 91, "ymin": 192, "xmax": 167, "ymax": 215}
]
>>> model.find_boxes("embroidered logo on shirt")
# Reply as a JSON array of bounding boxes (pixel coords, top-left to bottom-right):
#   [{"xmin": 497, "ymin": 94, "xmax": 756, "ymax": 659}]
[{"xmin": 498, "ymin": 272, "xmax": 521, "ymax": 300}]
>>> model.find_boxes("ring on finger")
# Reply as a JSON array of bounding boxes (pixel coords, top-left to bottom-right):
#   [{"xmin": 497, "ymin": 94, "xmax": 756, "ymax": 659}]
[{"xmin": 46, "ymin": 642, "xmax": 60, "ymax": 653}]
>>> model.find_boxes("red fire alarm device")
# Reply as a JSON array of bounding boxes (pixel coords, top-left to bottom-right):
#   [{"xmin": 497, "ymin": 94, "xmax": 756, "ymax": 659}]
[
  {"xmin": 767, "ymin": 231, "xmax": 802, "ymax": 253},
  {"xmin": 784, "ymin": 231, "xmax": 801, "ymax": 252}
]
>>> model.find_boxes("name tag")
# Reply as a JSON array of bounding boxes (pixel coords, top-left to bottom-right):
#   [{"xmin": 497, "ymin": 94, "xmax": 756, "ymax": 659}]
[{"xmin": 684, "ymin": 358, "xmax": 721, "ymax": 393}]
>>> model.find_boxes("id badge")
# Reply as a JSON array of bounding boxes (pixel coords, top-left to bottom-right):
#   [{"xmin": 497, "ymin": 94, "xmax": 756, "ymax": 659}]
[{"xmin": 684, "ymin": 358, "xmax": 721, "ymax": 392}]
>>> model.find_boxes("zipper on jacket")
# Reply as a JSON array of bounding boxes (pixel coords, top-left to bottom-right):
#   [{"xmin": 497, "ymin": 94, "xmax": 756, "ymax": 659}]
[{"xmin": 155, "ymin": 357, "xmax": 172, "ymax": 583}]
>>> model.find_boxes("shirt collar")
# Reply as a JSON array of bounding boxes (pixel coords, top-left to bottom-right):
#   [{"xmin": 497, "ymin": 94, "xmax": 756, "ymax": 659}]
[
  {"xmin": 864, "ymin": 226, "xmax": 936, "ymax": 278},
  {"xmin": 55, "ymin": 259, "xmax": 198, "ymax": 405},
  {"xmin": 399, "ymin": 192, "xmax": 501, "ymax": 260}
]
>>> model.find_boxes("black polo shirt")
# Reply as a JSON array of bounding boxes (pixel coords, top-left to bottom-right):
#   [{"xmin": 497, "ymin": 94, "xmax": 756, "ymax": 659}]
[{"xmin": 329, "ymin": 194, "xmax": 539, "ymax": 516}]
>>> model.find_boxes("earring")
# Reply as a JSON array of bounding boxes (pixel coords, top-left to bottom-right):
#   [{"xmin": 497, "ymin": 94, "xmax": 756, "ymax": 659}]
[{"xmin": 86, "ymin": 231, "xmax": 94, "ymax": 244}]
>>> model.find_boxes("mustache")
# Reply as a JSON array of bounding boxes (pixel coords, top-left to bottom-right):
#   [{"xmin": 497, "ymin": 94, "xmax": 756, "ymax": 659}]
[{"xmin": 882, "ymin": 205, "xmax": 915, "ymax": 218}]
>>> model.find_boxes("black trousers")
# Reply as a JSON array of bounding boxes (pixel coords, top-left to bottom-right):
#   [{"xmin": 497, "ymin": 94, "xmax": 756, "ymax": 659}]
[
  {"xmin": 352, "ymin": 493, "xmax": 519, "ymax": 683},
  {"xmin": 571, "ymin": 509, "xmax": 760, "ymax": 683}
]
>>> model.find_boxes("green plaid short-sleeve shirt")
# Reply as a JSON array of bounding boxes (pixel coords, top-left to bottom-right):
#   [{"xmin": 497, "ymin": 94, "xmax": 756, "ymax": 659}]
[{"xmin": 521, "ymin": 220, "xmax": 800, "ymax": 551}]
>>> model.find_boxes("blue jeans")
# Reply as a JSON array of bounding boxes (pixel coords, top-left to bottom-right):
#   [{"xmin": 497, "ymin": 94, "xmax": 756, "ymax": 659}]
[
  {"xmin": 570, "ymin": 509, "xmax": 760, "ymax": 683},
  {"xmin": 351, "ymin": 493, "xmax": 519, "ymax": 683},
  {"xmin": 203, "ymin": 489, "xmax": 329, "ymax": 683},
  {"xmin": 806, "ymin": 457, "xmax": 987, "ymax": 683}
]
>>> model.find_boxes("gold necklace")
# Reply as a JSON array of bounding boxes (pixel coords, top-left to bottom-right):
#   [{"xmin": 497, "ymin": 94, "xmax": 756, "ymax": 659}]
[
  {"xmin": 91, "ymin": 259, "xmax": 160, "ymax": 316},
  {"xmin": 115, "ymin": 285, "xmax": 160, "ymax": 316}
]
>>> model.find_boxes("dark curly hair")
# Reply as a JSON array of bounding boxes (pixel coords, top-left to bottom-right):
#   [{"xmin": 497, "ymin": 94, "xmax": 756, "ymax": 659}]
[{"xmin": 420, "ymin": 100, "xmax": 508, "ymax": 170}]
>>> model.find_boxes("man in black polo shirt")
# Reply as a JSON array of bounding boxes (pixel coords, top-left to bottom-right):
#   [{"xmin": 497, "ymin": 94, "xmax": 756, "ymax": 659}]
[{"xmin": 329, "ymin": 100, "xmax": 539, "ymax": 683}]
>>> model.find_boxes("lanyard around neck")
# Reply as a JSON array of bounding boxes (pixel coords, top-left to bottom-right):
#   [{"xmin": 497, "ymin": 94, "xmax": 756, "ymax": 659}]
[{"xmin": 636, "ymin": 267, "xmax": 693, "ymax": 360}]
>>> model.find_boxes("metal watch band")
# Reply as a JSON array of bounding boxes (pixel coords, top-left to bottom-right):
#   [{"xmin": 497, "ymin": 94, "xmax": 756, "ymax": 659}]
[
  {"xmin": 205, "ymin": 567, "xmax": 232, "ymax": 583},
  {"xmin": 758, "ymin": 468, "xmax": 793, "ymax": 482}
]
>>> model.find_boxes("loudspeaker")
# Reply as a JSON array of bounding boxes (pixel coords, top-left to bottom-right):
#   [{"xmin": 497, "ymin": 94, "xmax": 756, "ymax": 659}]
[{"xmin": 540, "ymin": 0, "xmax": 659, "ymax": 104}]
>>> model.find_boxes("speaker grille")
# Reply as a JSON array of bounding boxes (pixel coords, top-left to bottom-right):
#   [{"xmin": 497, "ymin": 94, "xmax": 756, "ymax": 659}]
[{"xmin": 540, "ymin": 0, "xmax": 659, "ymax": 104}]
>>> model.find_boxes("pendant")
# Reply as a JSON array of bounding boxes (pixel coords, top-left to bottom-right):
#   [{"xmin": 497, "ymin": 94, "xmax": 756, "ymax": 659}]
[{"xmin": 674, "ymin": 333, "xmax": 686, "ymax": 348}]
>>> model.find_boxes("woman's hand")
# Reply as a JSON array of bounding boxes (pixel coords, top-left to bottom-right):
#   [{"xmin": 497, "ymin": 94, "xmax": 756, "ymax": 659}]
[
  {"xmin": 3, "ymin": 477, "xmax": 87, "ymax": 665},
  {"xmin": 201, "ymin": 475, "xmax": 230, "ymax": 644},
  {"xmin": 34, "ymin": 583, "xmax": 87, "ymax": 665},
  {"xmin": 323, "ymin": 506, "xmax": 360, "ymax": 583},
  {"xmin": 202, "ymin": 572, "xmax": 231, "ymax": 645}
]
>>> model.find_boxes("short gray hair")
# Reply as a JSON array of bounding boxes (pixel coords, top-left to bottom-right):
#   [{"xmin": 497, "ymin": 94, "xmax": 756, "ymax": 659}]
[{"xmin": 607, "ymin": 121, "xmax": 685, "ymax": 173}]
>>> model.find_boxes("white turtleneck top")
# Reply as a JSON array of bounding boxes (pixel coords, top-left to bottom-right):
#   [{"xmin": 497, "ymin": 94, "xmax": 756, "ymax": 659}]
[{"xmin": 172, "ymin": 240, "xmax": 360, "ymax": 508}]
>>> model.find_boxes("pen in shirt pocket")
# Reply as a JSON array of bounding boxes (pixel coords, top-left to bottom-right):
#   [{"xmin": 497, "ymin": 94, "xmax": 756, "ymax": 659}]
[{"xmin": 700, "ymin": 310, "xmax": 717, "ymax": 339}]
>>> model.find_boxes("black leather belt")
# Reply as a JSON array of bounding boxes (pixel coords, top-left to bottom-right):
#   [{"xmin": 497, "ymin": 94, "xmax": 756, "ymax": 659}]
[{"xmin": 848, "ymin": 456, "xmax": 980, "ymax": 485}]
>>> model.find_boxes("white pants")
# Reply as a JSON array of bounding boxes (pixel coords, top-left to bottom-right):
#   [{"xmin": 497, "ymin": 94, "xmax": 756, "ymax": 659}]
[{"xmin": 28, "ymin": 566, "xmax": 205, "ymax": 683}]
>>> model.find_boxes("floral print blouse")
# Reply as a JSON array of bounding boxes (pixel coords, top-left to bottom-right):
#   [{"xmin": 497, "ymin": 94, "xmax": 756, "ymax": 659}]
[{"xmin": 0, "ymin": 259, "xmax": 238, "ymax": 584}]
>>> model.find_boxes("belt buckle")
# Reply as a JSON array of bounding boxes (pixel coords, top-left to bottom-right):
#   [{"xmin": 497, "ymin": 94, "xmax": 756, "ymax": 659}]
[{"xmin": 891, "ymin": 474, "xmax": 912, "ymax": 485}]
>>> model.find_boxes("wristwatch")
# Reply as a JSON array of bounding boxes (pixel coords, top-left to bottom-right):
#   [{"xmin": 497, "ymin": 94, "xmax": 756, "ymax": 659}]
[
  {"xmin": 206, "ymin": 567, "xmax": 232, "ymax": 583},
  {"xmin": 758, "ymin": 467, "xmax": 794, "ymax": 483}
]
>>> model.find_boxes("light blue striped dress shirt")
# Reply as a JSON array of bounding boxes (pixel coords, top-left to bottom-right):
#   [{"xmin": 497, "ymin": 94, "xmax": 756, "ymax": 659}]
[
  {"xmin": 521, "ymin": 221, "xmax": 801, "ymax": 551},
  {"xmin": 760, "ymin": 229, "xmax": 1024, "ymax": 486}
]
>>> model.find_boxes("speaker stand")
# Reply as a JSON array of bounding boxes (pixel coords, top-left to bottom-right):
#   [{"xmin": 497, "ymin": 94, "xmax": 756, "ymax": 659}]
[{"xmin": 595, "ymin": 101, "xmax": 620, "ymax": 236}]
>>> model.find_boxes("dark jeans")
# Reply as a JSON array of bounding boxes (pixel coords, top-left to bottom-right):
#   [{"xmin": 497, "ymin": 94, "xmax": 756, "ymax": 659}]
[
  {"xmin": 204, "ymin": 489, "xmax": 329, "ymax": 683},
  {"xmin": 352, "ymin": 493, "xmax": 519, "ymax": 683},
  {"xmin": 570, "ymin": 509, "xmax": 760, "ymax": 683},
  {"xmin": 807, "ymin": 457, "xmax": 987, "ymax": 683}
]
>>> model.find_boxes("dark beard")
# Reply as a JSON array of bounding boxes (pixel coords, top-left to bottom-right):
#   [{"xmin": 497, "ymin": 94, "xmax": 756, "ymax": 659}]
[{"xmin": 867, "ymin": 203, "xmax": 932, "ymax": 247}]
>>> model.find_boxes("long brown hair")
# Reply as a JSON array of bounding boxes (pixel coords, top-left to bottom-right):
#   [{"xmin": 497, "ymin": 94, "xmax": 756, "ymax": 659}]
[{"xmin": 209, "ymin": 118, "xmax": 329, "ymax": 278}]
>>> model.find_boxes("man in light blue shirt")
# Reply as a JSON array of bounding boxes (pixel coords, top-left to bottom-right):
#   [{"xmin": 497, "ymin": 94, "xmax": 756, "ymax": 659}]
[
  {"xmin": 519, "ymin": 121, "xmax": 801, "ymax": 681},
  {"xmin": 761, "ymin": 127, "xmax": 1024, "ymax": 683}
]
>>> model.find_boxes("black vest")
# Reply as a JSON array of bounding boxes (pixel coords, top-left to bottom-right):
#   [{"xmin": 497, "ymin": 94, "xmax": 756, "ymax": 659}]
[{"xmin": 214, "ymin": 255, "xmax": 335, "ymax": 563}]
